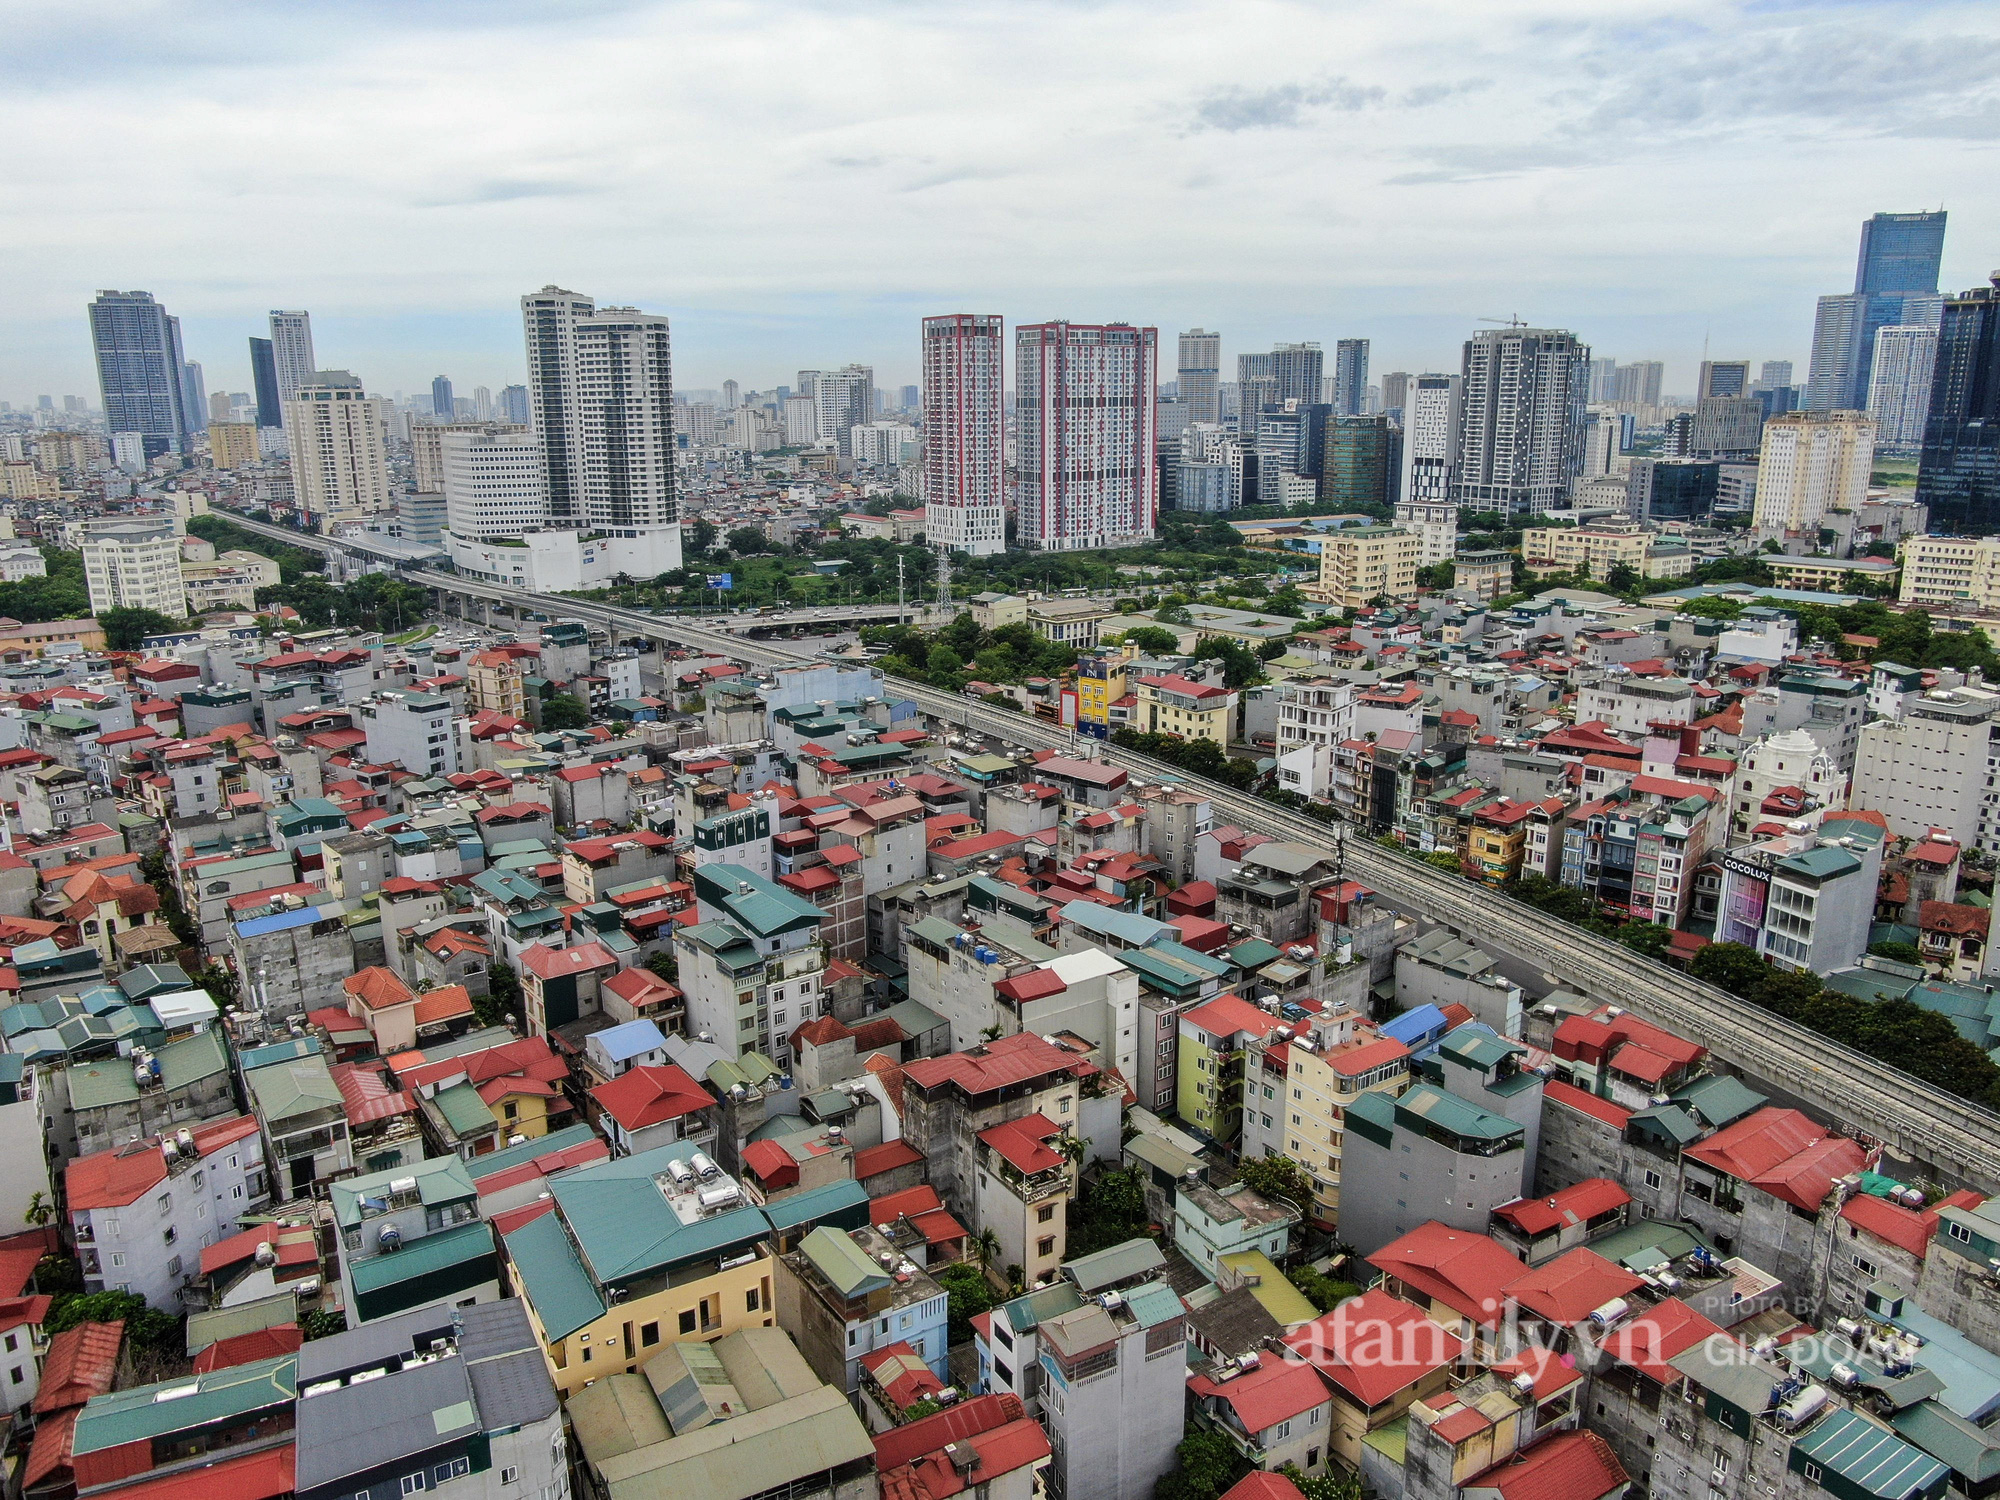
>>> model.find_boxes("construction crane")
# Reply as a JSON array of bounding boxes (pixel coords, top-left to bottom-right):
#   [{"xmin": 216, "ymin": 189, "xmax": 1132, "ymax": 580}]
[{"xmin": 1476, "ymin": 315, "xmax": 1530, "ymax": 329}]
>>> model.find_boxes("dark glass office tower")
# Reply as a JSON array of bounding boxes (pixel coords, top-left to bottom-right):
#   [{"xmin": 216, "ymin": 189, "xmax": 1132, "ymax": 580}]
[
  {"xmin": 1857, "ymin": 211, "xmax": 1947, "ymax": 299},
  {"xmin": 432, "ymin": 375, "xmax": 455, "ymax": 418},
  {"xmin": 87, "ymin": 290, "xmax": 191, "ymax": 457},
  {"xmin": 1917, "ymin": 271, "xmax": 2000, "ymax": 534},
  {"xmin": 249, "ymin": 337, "xmax": 282, "ymax": 427}
]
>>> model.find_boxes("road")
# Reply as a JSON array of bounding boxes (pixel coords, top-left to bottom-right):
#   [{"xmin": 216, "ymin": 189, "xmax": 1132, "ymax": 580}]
[{"xmin": 222, "ymin": 514, "xmax": 2000, "ymax": 1189}]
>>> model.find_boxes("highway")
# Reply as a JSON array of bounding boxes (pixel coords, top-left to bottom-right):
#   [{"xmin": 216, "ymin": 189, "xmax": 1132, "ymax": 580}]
[{"xmin": 224, "ymin": 513, "xmax": 2000, "ymax": 1188}]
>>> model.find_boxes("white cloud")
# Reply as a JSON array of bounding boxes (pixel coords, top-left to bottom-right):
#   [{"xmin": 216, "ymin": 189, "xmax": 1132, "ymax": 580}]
[{"xmin": 4, "ymin": 0, "xmax": 1995, "ymax": 398}]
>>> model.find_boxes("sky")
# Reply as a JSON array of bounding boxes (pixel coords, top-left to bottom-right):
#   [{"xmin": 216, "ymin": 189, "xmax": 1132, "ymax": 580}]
[{"xmin": 6, "ymin": 0, "xmax": 1998, "ymax": 406}]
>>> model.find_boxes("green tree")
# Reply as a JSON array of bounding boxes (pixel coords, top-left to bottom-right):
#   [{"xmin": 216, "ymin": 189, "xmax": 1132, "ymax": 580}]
[
  {"xmin": 1192, "ymin": 634, "xmax": 1266, "ymax": 688},
  {"xmin": 1278, "ymin": 1464, "xmax": 1363, "ymax": 1500},
  {"xmin": 539, "ymin": 694, "xmax": 590, "ymax": 731},
  {"xmin": 46, "ymin": 1290, "xmax": 179, "ymax": 1351},
  {"xmin": 1286, "ymin": 1265, "xmax": 1359, "ymax": 1313},
  {"xmin": 1065, "ymin": 1168, "xmax": 1151, "ymax": 1259},
  {"xmin": 1618, "ymin": 921, "xmax": 1673, "ymax": 959},
  {"xmin": 98, "ymin": 607, "xmax": 182, "ymax": 650},
  {"xmin": 1415, "ymin": 561, "xmax": 1455, "ymax": 590},
  {"xmin": 1690, "ymin": 941, "xmax": 1768, "ymax": 996},
  {"xmin": 1114, "ymin": 626, "xmax": 1182, "ymax": 655},
  {"xmin": 24, "ymin": 1190, "xmax": 52, "ymax": 1228},
  {"xmin": 1236, "ymin": 1155, "xmax": 1311, "ymax": 1209},
  {"xmin": 933, "ymin": 1262, "xmax": 997, "ymax": 1344},
  {"xmin": 1154, "ymin": 1428, "xmax": 1250, "ymax": 1500},
  {"xmin": 684, "ymin": 519, "xmax": 719, "ymax": 556},
  {"xmin": 480, "ymin": 961, "xmax": 523, "ymax": 1029},
  {"xmin": 1677, "ymin": 595, "xmax": 1746, "ymax": 620},
  {"xmin": 1868, "ymin": 940, "xmax": 1923, "ymax": 965},
  {"xmin": 300, "ymin": 1307, "xmax": 348, "ymax": 1341},
  {"xmin": 727, "ymin": 526, "xmax": 771, "ymax": 555},
  {"xmin": 1155, "ymin": 601, "xmax": 1194, "ymax": 625}
]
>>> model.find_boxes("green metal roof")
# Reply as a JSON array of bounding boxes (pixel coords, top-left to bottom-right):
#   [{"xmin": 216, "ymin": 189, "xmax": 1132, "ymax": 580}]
[
  {"xmin": 68, "ymin": 1026, "xmax": 229, "ymax": 1110},
  {"xmin": 798, "ymin": 1225, "xmax": 889, "ymax": 1298},
  {"xmin": 1890, "ymin": 1401, "xmax": 2000, "ymax": 1484},
  {"xmin": 1776, "ymin": 845, "xmax": 1863, "ymax": 881},
  {"xmin": 246, "ymin": 1052, "xmax": 344, "ymax": 1123},
  {"xmin": 431, "ymin": 1080, "xmax": 497, "ymax": 1139},
  {"xmin": 346, "ymin": 1219, "xmax": 495, "ymax": 1295},
  {"xmin": 467, "ymin": 1122, "xmax": 600, "ymax": 1181},
  {"xmin": 331, "ymin": 1155, "xmax": 477, "ymax": 1229},
  {"xmin": 72, "ymin": 1355, "xmax": 296, "ymax": 1456},
  {"xmin": 1392, "ymin": 1082, "xmax": 1522, "ymax": 1142},
  {"xmin": 692, "ymin": 864, "xmax": 824, "ymax": 939},
  {"xmin": 1001, "ymin": 1280, "xmax": 1084, "ymax": 1335},
  {"xmin": 758, "ymin": 1179, "xmax": 868, "ymax": 1236},
  {"xmin": 1671, "ymin": 1074, "xmax": 1769, "ymax": 1129},
  {"xmin": 1791, "ymin": 1407, "xmax": 1949, "ymax": 1499},
  {"xmin": 504, "ymin": 1210, "xmax": 607, "ymax": 1342},
  {"xmin": 1124, "ymin": 1281, "xmax": 1186, "ymax": 1330},
  {"xmin": 907, "ymin": 916, "xmax": 965, "ymax": 949},
  {"xmin": 550, "ymin": 1141, "xmax": 770, "ymax": 1285},
  {"xmin": 1229, "ymin": 938, "xmax": 1284, "ymax": 970},
  {"xmin": 1063, "ymin": 1238, "xmax": 1166, "ymax": 1293}
]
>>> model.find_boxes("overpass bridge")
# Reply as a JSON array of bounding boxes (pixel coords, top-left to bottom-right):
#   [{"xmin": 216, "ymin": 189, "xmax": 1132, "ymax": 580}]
[{"xmin": 220, "ymin": 514, "xmax": 2000, "ymax": 1188}]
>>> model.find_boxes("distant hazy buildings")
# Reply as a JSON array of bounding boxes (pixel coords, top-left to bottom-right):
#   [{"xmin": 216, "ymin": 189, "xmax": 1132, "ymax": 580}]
[
  {"xmin": 431, "ymin": 376, "xmax": 455, "ymax": 419},
  {"xmin": 1753, "ymin": 410, "xmax": 1876, "ymax": 535},
  {"xmin": 1807, "ymin": 211, "xmax": 1946, "ymax": 410},
  {"xmin": 1697, "ymin": 360, "xmax": 1751, "ymax": 400},
  {"xmin": 498, "ymin": 384, "xmax": 530, "ymax": 424},
  {"xmin": 520, "ymin": 285, "xmax": 681, "ymax": 574},
  {"xmin": 1453, "ymin": 327, "xmax": 1590, "ymax": 514},
  {"xmin": 87, "ymin": 290, "xmax": 192, "ymax": 459},
  {"xmin": 249, "ymin": 338, "xmax": 282, "ymax": 428},
  {"xmin": 921, "ymin": 314, "xmax": 1006, "ymax": 556},
  {"xmin": 1918, "ymin": 271, "xmax": 2000, "ymax": 534},
  {"xmin": 1177, "ymin": 329, "xmax": 1221, "ymax": 426},
  {"xmin": 1017, "ymin": 320, "xmax": 1159, "ymax": 550},
  {"xmin": 1269, "ymin": 342, "xmax": 1323, "ymax": 406},
  {"xmin": 814, "ymin": 365, "xmax": 875, "ymax": 457}
]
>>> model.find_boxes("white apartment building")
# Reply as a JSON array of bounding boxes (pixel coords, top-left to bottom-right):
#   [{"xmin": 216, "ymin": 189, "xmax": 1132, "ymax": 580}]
[
  {"xmin": 410, "ymin": 419, "xmax": 506, "ymax": 493},
  {"xmin": 1274, "ymin": 679, "xmax": 1357, "ymax": 800},
  {"xmin": 82, "ymin": 521, "xmax": 188, "ymax": 617},
  {"xmin": 1393, "ymin": 500, "xmax": 1458, "ymax": 565},
  {"xmin": 442, "ymin": 425, "xmax": 547, "ymax": 538},
  {"xmin": 1399, "ymin": 372, "xmax": 1461, "ymax": 518},
  {"xmin": 1017, "ymin": 320, "xmax": 1159, "ymax": 551},
  {"xmin": 922, "ymin": 313, "xmax": 1006, "ymax": 555},
  {"xmin": 782, "ymin": 395, "xmax": 819, "ymax": 445},
  {"xmin": 1900, "ymin": 534, "xmax": 2000, "ymax": 611},
  {"xmin": 1866, "ymin": 325, "xmax": 1939, "ymax": 450},
  {"xmin": 521, "ymin": 286, "xmax": 682, "ymax": 574},
  {"xmin": 1453, "ymin": 330, "xmax": 1590, "ymax": 515},
  {"xmin": 0, "ymin": 541, "xmax": 48, "ymax": 582},
  {"xmin": 1751, "ymin": 410, "xmax": 1875, "ymax": 534},
  {"xmin": 1851, "ymin": 685, "xmax": 2000, "ymax": 850},
  {"xmin": 269, "ymin": 310, "xmax": 315, "ymax": 402},
  {"xmin": 67, "ymin": 1116, "xmax": 271, "ymax": 1311},
  {"xmin": 358, "ymin": 689, "xmax": 460, "ymax": 778},
  {"xmin": 287, "ymin": 371, "xmax": 392, "ymax": 529},
  {"xmin": 814, "ymin": 364, "xmax": 875, "ymax": 456},
  {"xmin": 850, "ymin": 420, "xmax": 916, "ymax": 466},
  {"xmin": 1728, "ymin": 729, "xmax": 1842, "ymax": 842}
]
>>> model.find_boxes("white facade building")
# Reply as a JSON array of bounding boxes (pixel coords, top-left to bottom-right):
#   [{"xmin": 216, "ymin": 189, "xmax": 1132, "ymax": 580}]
[
  {"xmin": 1752, "ymin": 410, "xmax": 1875, "ymax": 534},
  {"xmin": 782, "ymin": 396, "xmax": 819, "ymax": 445},
  {"xmin": 287, "ymin": 371, "xmax": 392, "ymax": 529},
  {"xmin": 814, "ymin": 364, "xmax": 875, "ymax": 457},
  {"xmin": 82, "ymin": 521, "xmax": 188, "ymax": 617},
  {"xmin": 1851, "ymin": 686, "xmax": 2000, "ymax": 850},
  {"xmin": 1866, "ymin": 325, "xmax": 1939, "ymax": 450},
  {"xmin": 921, "ymin": 313, "xmax": 1006, "ymax": 555},
  {"xmin": 1399, "ymin": 372, "xmax": 1461, "ymax": 514},
  {"xmin": 359, "ymin": 689, "xmax": 460, "ymax": 779},
  {"xmin": 850, "ymin": 421, "xmax": 917, "ymax": 467},
  {"xmin": 444, "ymin": 530, "xmax": 621, "ymax": 593},
  {"xmin": 0, "ymin": 542, "xmax": 47, "ymax": 582},
  {"xmin": 67, "ymin": 1116, "xmax": 270, "ymax": 1312},
  {"xmin": 442, "ymin": 425, "xmax": 549, "ymax": 539},
  {"xmin": 1017, "ymin": 320, "xmax": 1159, "ymax": 551},
  {"xmin": 1274, "ymin": 679, "xmax": 1357, "ymax": 800},
  {"xmin": 520, "ymin": 286, "xmax": 682, "ymax": 575}
]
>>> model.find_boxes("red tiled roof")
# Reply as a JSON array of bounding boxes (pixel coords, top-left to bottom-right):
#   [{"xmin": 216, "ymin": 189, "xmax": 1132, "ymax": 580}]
[
  {"xmin": 1477, "ymin": 1430, "xmax": 1627, "ymax": 1500},
  {"xmin": 87, "ymin": 1441, "xmax": 294, "ymax": 1500},
  {"xmin": 1683, "ymin": 1106, "xmax": 1868, "ymax": 1212},
  {"xmin": 66, "ymin": 1142, "xmax": 167, "ymax": 1211},
  {"xmin": 1492, "ymin": 1178, "xmax": 1629, "ymax": 1237},
  {"xmin": 1921, "ymin": 901, "xmax": 1988, "ymax": 938},
  {"xmin": 853, "ymin": 1140, "xmax": 924, "ymax": 1179},
  {"xmin": 874, "ymin": 1394, "xmax": 1050, "ymax": 1500},
  {"xmin": 902, "ymin": 1033, "xmax": 1078, "ymax": 1095},
  {"xmin": 1183, "ymin": 993, "xmax": 1283, "ymax": 1042},
  {"xmin": 1369, "ymin": 1223, "xmax": 1525, "ymax": 1329},
  {"xmin": 343, "ymin": 965, "xmax": 414, "ymax": 1012},
  {"xmin": 977, "ymin": 1113, "xmax": 1065, "ymax": 1174},
  {"xmin": 1601, "ymin": 1299, "xmax": 1724, "ymax": 1384},
  {"xmin": 1188, "ymin": 1353, "xmax": 1329, "ymax": 1433},
  {"xmin": 1839, "ymin": 1192, "xmax": 1937, "ymax": 1260},
  {"xmin": 192, "ymin": 1324, "xmax": 303, "ymax": 1374},
  {"xmin": 34, "ymin": 1320, "xmax": 123, "ymax": 1413},
  {"xmin": 869, "ymin": 1186, "xmax": 967, "ymax": 1248},
  {"xmin": 741, "ymin": 1138, "xmax": 799, "ymax": 1187},
  {"xmin": 520, "ymin": 940, "xmax": 618, "ymax": 979},
  {"xmin": 1503, "ymin": 1248, "xmax": 1644, "ymax": 1327},
  {"xmin": 591, "ymin": 1064, "xmax": 711, "ymax": 1131},
  {"xmin": 1282, "ymin": 1288, "xmax": 1463, "ymax": 1406}
]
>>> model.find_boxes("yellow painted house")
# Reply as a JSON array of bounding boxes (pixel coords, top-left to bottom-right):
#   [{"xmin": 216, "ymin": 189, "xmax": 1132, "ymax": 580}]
[
  {"xmin": 502, "ymin": 1138, "xmax": 865, "ymax": 1399},
  {"xmin": 1073, "ymin": 644, "xmax": 1135, "ymax": 727},
  {"xmin": 1136, "ymin": 673, "xmax": 1239, "ymax": 746}
]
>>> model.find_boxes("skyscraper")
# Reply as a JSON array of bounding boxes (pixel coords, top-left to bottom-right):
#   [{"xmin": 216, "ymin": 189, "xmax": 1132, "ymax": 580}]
[
  {"xmin": 498, "ymin": 385, "xmax": 530, "ymax": 424},
  {"xmin": 1254, "ymin": 401, "xmax": 1328, "ymax": 505},
  {"xmin": 814, "ymin": 366, "xmax": 875, "ymax": 457},
  {"xmin": 1610, "ymin": 360, "xmax": 1663, "ymax": 408},
  {"xmin": 431, "ymin": 376, "xmax": 455, "ymax": 419},
  {"xmin": 1857, "ymin": 211, "xmax": 1948, "ymax": 300},
  {"xmin": 87, "ymin": 290, "xmax": 191, "ymax": 458},
  {"xmin": 1453, "ymin": 328, "xmax": 1590, "ymax": 515},
  {"xmin": 1867, "ymin": 326, "xmax": 1940, "ymax": 451},
  {"xmin": 1917, "ymin": 271, "xmax": 2000, "ymax": 534},
  {"xmin": 1698, "ymin": 361, "xmax": 1751, "ymax": 400},
  {"xmin": 1588, "ymin": 357, "xmax": 1619, "ymax": 403},
  {"xmin": 1759, "ymin": 360, "xmax": 1794, "ymax": 390},
  {"xmin": 1332, "ymin": 339, "xmax": 1370, "ymax": 416},
  {"xmin": 1322, "ymin": 415, "xmax": 1394, "ymax": 509},
  {"xmin": 1270, "ymin": 343, "xmax": 1323, "ymax": 405},
  {"xmin": 1016, "ymin": 320, "xmax": 1158, "ymax": 551},
  {"xmin": 443, "ymin": 426, "xmax": 549, "ymax": 539},
  {"xmin": 268, "ymin": 311, "xmax": 316, "ymax": 403},
  {"xmin": 472, "ymin": 385, "xmax": 492, "ymax": 420},
  {"xmin": 722, "ymin": 379, "xmax": 740, "ymax": 410},
  {"xmin": 1753, "ymin": 411, "xmax": 1875, "ymax": 534},
  {"xmin": 249, "ymin": 337, "xmax": 282, "ymax": 428},
  {"xmin": 1805, "ymin": 294, "xmax": 1868, "ymax": 410},
  {"xmin": 921, "ymin": 314, "xmax": 1006, "ymax": 556},
  {"xmin": 519, "ymin": 285, "xmax": 681, "ymax": 573},
  {"xmin": 181, "ymin": 361, "xmax": 208, "ymax": 433},
  {"xmin": 286, "ymin": 371, "xmax": 392, "ymax": 530},
  {"xmin": 1178, "ymin": 330, "xmax": 1221, "ymax": 426},
  {"xmin": 1380, "ymin": 371, "xmax": 1410, "ymax": 416},
  {"xmin": 1396, "ymin": 374, "xmax": 1461, "ymax": 563}
]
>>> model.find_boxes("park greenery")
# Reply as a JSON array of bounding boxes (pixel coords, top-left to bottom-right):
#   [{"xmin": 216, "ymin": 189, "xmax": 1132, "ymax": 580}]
[
  {"xmin": 1065, "ymin": 1167, "xmax": 1154, "ymax": 1259},
  {"xmin": 0, "ymin": 545, "xmax": 91, "ymax": 622}
]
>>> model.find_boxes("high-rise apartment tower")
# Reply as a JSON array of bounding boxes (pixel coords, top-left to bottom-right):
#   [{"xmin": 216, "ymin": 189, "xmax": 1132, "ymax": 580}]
[
  {"xmin": 1016, "ymin": 321, "xmax": 1159, "ymax": 551},
  {"xmin": 921, "ymin": 314, "xmax": 1006, "ymax": 556}
]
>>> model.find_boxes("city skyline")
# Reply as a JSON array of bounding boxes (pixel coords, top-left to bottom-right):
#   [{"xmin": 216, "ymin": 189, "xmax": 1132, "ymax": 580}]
[{"xmin": 5, "ymin": 1, "xmax": 1994, "ymax": 400}]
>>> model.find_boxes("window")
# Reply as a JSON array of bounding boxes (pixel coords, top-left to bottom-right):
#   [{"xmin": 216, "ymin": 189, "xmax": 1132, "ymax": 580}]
[
  {"xmin": 403, "ymin": 1477, "xmax": 426, "ymax": 1496},
  {"xmin": 1853, "ymin": 1256, "xmax": 1878, "ymax": 1277},
  {"xmin": 1037, "ymin": 1204, "xmax": 1056, "ymax": 1223},
  {"xmin": 1644, "ymin": 1170, "xmax": 1663, "ymax": 1190},
  {"xmin": 157, "ymin": 1194, "xmax": 172, "ymax": 1214},
  {"xmin": 1949, "ymin": 1221, "xmax": 1973, "ymax": 1243},
  {"xmin": 641, "ymin": 1322, "xmax": 659, "ymax": 1347},
  {"xmin": 501, "ymin": 1471, "xmax": 520, "ymax": 1487},
  {"xmin": 8, "ymin": 1366, "xmax": 20, "ymax": 1385},
  {"xmin": 110, "ymin": 1253, "xmax": 125, "ymax": 1268},
  {"xmin": 432, "ymin": 1460, "xmax": 469, "ymax": 1485},
  {"xmin": 4, "ymin": 1334, "xmax": 16, "ymax": 1354},
  {"xmin": 162, "ymin": 1227, "xmax": 177, "ymax": 1245},
  {"xmin": 746, "ymin": 1289, "xmax": 761, "ymax": 1313},
  {"xmin": 679, "ymin": 1309, "xmax": 697, "ymax": 1335},
  {"xmin": 1803, "ymin": 1462, "xmax": 1822, "ymax": 1485},
  {"xmin": 1037, "ymin": 1236, "xmax": 1055, "ymax": 1256}
]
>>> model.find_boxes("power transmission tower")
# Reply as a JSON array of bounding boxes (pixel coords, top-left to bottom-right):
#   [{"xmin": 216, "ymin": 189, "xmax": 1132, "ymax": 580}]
[{"xmin": 935, "ymin": 544, "xmax": 952, "ymax": 616}]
